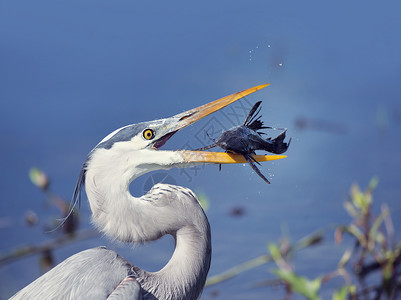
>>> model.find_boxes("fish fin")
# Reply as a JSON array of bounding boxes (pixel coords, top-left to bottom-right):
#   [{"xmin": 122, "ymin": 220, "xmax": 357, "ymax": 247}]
[
  {"xmin": 244, "ymin": 101, "xmax": 262, "ymax": 126},
  {"xmin": 247, "ymin": 107, "xmax": 262, "ymax": 126},
  {"xmin": 244, "ymin": 154, "xmax": 271, "ymax": 184},
  {"xmin": 246, "ymin": 104, "xmax": 272, "ymax": 132},
  {"xmin": 248, "ymin": 153, "xmax": 261, "ymax": 165},
  {"xmin": 274, "ymin": 129, "xmax": 287, "ymax": 143}
]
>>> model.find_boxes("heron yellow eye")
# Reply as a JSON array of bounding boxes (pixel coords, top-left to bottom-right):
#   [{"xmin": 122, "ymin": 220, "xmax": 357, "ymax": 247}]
[{"xmin": 143, "ymin": 129, "xmax": 155, "ymax": 140}]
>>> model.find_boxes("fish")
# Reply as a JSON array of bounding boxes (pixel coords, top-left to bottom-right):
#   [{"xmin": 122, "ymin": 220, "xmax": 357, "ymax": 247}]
[{"xmin": 197, "ymin": 101, "xmax": 291, "ymax": 183}]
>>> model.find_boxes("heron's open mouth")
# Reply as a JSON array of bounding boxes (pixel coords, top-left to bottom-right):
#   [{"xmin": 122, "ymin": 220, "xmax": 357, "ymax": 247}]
[{"xmin": 153, "ymin": 131, "xmax": 178, "ymax": 150}]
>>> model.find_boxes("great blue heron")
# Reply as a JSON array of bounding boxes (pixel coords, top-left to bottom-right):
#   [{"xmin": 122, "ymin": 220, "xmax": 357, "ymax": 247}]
[{"xmin": 11, "ymin": 84, "xmax": 285, "ymax": 300}]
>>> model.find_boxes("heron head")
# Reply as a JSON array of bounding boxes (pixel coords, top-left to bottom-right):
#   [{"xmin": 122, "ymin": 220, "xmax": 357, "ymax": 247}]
[{"xmin": 89, "ymin": 83, "xmax": 286, "ymax": 170}]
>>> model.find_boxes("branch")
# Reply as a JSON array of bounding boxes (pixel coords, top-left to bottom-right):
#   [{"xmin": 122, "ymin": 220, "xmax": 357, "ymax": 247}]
[
  {"xmin": 205, "ymin": 231, "xmax": 324, "ymax": 287},
  {"xmin": 0, "ymin": 228, "xmax": 98, "ymax": 267}
]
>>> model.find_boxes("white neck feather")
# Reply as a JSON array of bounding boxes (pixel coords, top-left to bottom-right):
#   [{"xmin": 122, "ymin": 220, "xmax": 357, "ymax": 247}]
[
  {"xmin": 84, "ymin": 146, "xmax": 211, "ymax": 299},
  {"xmin": 141, "ymin": 225, "xmax": 211, "ymax": 299},
  {"xmin": 85, "ymin": 147, "xmax": 183, "ymax": 242}
]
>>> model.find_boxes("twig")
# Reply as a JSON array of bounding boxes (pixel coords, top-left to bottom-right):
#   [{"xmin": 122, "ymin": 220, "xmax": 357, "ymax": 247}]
[
  {"xmin": 205, "ymin": 254, "xmax": 272, "ymax": 286},
  {"xmin": 205, "ymin": 231, "xmax": 324, "ymax": 287},
  {"xmin": 0, "ymin": 228, "xmax": 98, "ymax": 267}
]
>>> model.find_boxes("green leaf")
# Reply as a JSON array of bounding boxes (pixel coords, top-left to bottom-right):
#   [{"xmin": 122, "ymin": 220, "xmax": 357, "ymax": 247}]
[
  {"xmin": 268, "ymin": 243, "xmax": 282, "ymax": 262},
  {"xmin": 338, "ymin": 249, "xmax": 352, "ymax": 268},
  {"xmin": 344, "ymin": 224, "xmax": 367, "ymax": 247},
  {"xmin": 272, "ymin": 269, "xmax": 322, "ymax": 300},
  {"xmin": 333, "ymin": 286, "xmax": 348, "ymax": 300},
  {"xmin": 368, "ymin": 210, "xmax": 386, "ymax": 251},
  {"xmin": 296, "ymin": 231, "xmax": 324, "ymax": 249},
  {"xmin": 29, "ymin": 167, "xmax": 49, "ymax": 190},
  {"xmin": 333, "ymin": 285, "xmax": 356, "ymax": 300},
  {"xmin": 349, "ymin": 182, "xmax": 372, "ymax": 213},
  {"xmin": 343, "ymin": 201, "xmax": 358, "ymax": 217},
  {"xmin": 367, "ymin": 176, "xmax": 379, "ymax": 192}
]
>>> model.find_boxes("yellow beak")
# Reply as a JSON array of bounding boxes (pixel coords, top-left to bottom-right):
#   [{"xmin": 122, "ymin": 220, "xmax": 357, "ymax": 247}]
[
  {"xmin": 180, "ymin": 150, "xmax": 286, "ymax": 164},
  {"xmin": 171, "ymin": 84, "xmax": 287, "ymax": 164}
]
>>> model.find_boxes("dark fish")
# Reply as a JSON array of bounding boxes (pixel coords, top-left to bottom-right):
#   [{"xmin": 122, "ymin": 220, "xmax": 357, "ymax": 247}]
[{"xmin": 198, "ymin": 101, "xmax": 291, "ymax": 183}]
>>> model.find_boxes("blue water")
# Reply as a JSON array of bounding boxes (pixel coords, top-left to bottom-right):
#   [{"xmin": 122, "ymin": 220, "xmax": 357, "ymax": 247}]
[{"xmin": 1, "ymin": 1, "xmax": 401, "ymax": 299}]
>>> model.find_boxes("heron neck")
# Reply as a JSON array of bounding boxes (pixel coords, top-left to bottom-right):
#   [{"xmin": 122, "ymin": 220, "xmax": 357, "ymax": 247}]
[
  {"xmin": 85, "ymin": 148, "xmax": 212, "ymax": 299},
  {"xmin": 85, "ymin": 148, "xmax": 185, "ymax": 243},
  {"xmin": 140, "ymin": 224, "xmax": 211, "ymax": 300}
]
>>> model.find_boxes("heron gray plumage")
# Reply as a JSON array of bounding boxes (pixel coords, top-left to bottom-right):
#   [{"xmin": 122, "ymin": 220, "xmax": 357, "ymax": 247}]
[{"xmin": 11, "ymin": 84, "xmax": 285, "ymax": 300}]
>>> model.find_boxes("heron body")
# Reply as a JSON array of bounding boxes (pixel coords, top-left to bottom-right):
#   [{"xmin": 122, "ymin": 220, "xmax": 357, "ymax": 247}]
[
  {"xmin": 11, "ymin": 84, "xmax": 284, "ymax": 299},
  {"xmin": 14, "ymin": 183, "xmax": 210, "ymax": 300}
]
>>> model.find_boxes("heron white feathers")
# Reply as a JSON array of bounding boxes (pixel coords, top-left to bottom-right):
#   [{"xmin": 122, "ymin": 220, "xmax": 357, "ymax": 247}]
[
  {"xmin": 87, "ymin": 147, "xmax": 180, "ymax": 239},
  {"xmin": 86, "ymin": 146, "xmax": 205, "ymax": 244}
]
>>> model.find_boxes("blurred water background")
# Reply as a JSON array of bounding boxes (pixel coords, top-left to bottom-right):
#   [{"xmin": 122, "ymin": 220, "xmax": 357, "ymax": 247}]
[{"xmin": 1, "ymin": 1, "xmax": 401, "ymax": 299}]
